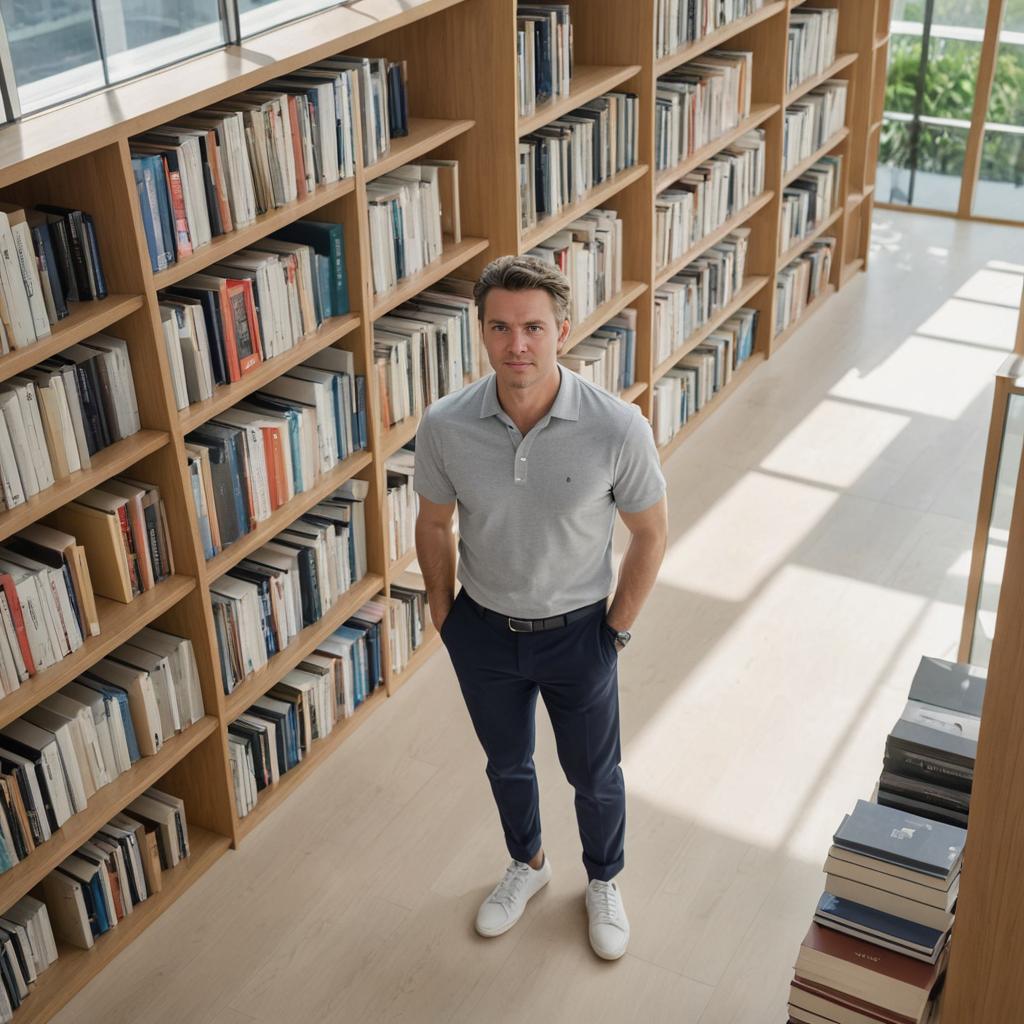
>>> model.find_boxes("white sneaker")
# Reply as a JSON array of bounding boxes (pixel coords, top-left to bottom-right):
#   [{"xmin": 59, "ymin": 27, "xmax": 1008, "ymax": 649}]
[
  {"xmin": 586, "ymin": 878, "xmax": 630, "ymax": 960},
  {"xmin": 475, "ymin": 856, "xmax": 552, "ymax": 937}
]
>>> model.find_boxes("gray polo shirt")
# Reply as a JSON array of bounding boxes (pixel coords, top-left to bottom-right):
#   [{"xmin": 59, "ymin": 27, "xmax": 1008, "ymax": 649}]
[{"xmin": 413, "ymin": 365, "xmax": 666, "ymax": 619}]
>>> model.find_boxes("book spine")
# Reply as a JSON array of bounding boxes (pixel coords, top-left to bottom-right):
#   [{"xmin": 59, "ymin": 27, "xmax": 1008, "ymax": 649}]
[
  {"xmin": 115, "ymin": 505, "xmax": 142, "ymax": 596},
  {"xmin": 883, "ymin": 748, "xmax": 973, "ymax": 792},
  {"xmin": 166, "ymin": 171, "xmax": 194, "ymax": 259}
]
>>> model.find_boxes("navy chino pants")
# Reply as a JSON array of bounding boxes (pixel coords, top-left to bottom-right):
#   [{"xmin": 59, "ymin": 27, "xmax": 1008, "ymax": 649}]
[{"xmin": 440, "ymin": 588, "xmax": 625, "ymax": 882}]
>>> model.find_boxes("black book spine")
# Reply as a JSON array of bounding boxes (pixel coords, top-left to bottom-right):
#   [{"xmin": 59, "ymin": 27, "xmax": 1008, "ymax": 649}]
[
  {"xmin": 298, "ymin": 548, "xmax": 321, "ymax": 628},
  {"xmin": 143, "ymin": 502, "xmax": 164, "ymax": 581},
  {"xmin": 71, "ymin": 363, "xmax": 102, "ymax": 454},
  {"xmin": 883, "ymin": 746, "xmax": 974, "ymax": 792},
  {"xmin": 82, "ymin": 214, "xmax": 108, "ymax": 299},
  {"xmin": 80, "ymin": 356, "xmax": 113, "ymax": 450},
  {"xmin": 65, "ymin": 212, "xmax": 93, "ymax": 300}
]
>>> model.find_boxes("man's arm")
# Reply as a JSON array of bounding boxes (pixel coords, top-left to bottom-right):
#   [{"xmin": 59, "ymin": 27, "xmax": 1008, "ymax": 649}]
[
  {"xmin": 415, "ymin": 495, "xmax": 458, "ymax": 631},
  {"xmin": 606, "ymin": 496, "xmax": 668, "ymax": 636}
]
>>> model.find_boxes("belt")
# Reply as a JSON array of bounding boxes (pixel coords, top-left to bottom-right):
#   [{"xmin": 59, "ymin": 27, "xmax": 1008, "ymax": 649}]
[{"xmin": 465, "ymin": 594, "xmax": 606, "ymax": 633}]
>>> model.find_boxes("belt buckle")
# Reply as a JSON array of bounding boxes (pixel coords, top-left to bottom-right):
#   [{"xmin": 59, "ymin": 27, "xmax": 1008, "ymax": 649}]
[{"xmin": 508, "ymin": 617, "xmax": 533, "ymax": 633}]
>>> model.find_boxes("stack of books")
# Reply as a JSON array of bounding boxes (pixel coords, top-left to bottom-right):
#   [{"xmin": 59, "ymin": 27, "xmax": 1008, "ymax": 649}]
[
  {"xmin": 780, "ymin": 155, "xmax": 843, "ymax": 254},
  {"xmin": 775, "ymin": 237, "xmax": 835, "ymax": 334},
  {"xmin": 211, "ymin": 481, "xmax": 369, "ymax": 694},
  {"xmin": 373, "ymin": 281, "xmax": 480, "ymax": 432},
  {"xmin": 790, "ymin": 798, "xmax": 963, "ymax": 1023},
  {"xmin": 651, "ymin": 307, "xmax": 757, "ymax": 446},
  {"xmin": 35, "ymin": 788, "xmax": 190, "ymax": 949},
  {"xmin": 335, "ymin": 53, "xmax": 410, "ymax": 167},
  {"xmin": 368, "ymin": 161, "xmax": 461, "ymax": 296},
  {"xmin": 558, "ymin": 308, "xmax": 637, "ymax": 396},
  {"xmin": 528, "ymin": 208, "xmax": 623, "ymax": 324},
  {"xmin": 1, "ymin": 630, "xmax": 203, "ymax": 865},
  {"xmin": 385, "ymin": 446, "xmax": 416, "ymax": 565},
  {"xmin": 878, "ymin": 657, "xmax": 984, "ymax": 829},
  {"xmin": 787, "ymin": 7, "xmax": 839, "ymax": 92},
  {"xmin": 655, "ymin": 51, "xmax": 753, "ymax": 172},
  {"xmin": 389, "ymin": 570, "xmax": 429, "ymax": 673},
  {"xmin": 0, "ymin": 202, "xmax": 109, "ymax": 354},
  {"xmin": 184, "ymin": 350, "xmax": 367, "ymax": 559},
  {"xmin": 654, "ymin": 228, "xmax": 749, "ymax": 365},
  {"xmin": 0, "ymin": 332, "xmax": 141, "ymax": 511},
  {"xmin": 655, "ymin": 128, "xmax": 765, "ymax": 270},
  {"xmin": 0, "ymin": 896, "xmax": 57, "ymax": 1017},
  {"xmin": 784, "ymin": 81, "xmax": 848, "ymax": 173},
  {"xmin": 519, "ymin": 90, "xmax": 639, "ymax": 230},
  {"xmin": 516, "ymin": 4, "xmax": 573, "ymax": 119},
  {"xmin": 656, "ymin": 0, "xmax": 767, "ymax": 60}
]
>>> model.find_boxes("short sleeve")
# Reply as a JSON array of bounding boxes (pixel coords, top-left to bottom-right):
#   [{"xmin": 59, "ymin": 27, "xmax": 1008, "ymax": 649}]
[
  {"xmin": 413, "ymin": 405, "xmax": 457, "ymax": 504},
  {"xmin": 612, "ymin": 408, "xmax": 667, "ymax": 513}
]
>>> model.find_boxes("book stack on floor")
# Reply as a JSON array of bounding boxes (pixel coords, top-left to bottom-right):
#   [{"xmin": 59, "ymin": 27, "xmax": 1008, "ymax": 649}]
[
  {"xmin": 210, "ymin": 488, "xmax": 369, "ymax": 694},
  {"xmin": 528, "ymin": 208, "xmax": 623, "ymax": 325},
  {"xmin": 0, "ymin": 626, "xmax": 203, "ymax": 859},
  {"xmin": 775, "ymin": 238, "xmax": 835, "ymax": 335},
  {"xmin": 656, "ymin": 1, "xmax": 767, "ymax": 59},
  {"xmin": 519, "ymin": 90, "xmax": 639, "ymax": 231},
  {"xmin": 781, "ymin": 156, "xmax": 843, "ymax": 253},
  {"xmin": 184, "ymin": 349, "xmax": 367, "ymax": 559},
  {"xmin": 0, "ymin": 896, "xmax": 57, "ymax": 1018},
  {"xmin": 789, "ymin": 798, "xmax": 963, "ymax": 1024},
  {"xmin": 786, "ymin": 7, "xmax": 839, "ymax": 93},
  {"xmin": 558, "ymin": 308, "xmax": 637, "ymax": 397},
  {"xmin": 385, "ymin": 446, "xmax": 416, "ymax": 566},
  {"xmin": 877, "ymin": 657, "xmax": 984, "ymax": 830},
  {"xmin": 655, "ymin": 51, "xmax": 752, "ymax": 173},
  {"xmin": 783, "ymin": 81, "xmax": 848, "ymax": 173},
  {"xmin": 388, "ymin": 570, "xmax": 429, "ymax": 674},
  {"xmin": 651, "ymin": 307, "xmax": 758, "ymax": 446},
  {"xmin": 655, "ymin": 129, "xmax": 765, "ymax": 271},
  {"xmin": 0, "ymin": 331, "xmax": 141, "ymax": 511},
  {"xmin": 0, "ymin": 202, "xmax": 109, "ymax": 354},
  {"xmin": 32, "ymin": 788, "xmax": 190, "ymax": 950},
  {"xmin": 367, "ymin": 161, "xmax": 461, "ymax": 297},
  {"xmin": 159, "ymin": 219, "xmax": 350, "ymax": 412},
  {"xmin": 516, "ymin": 3, "xmax": 573, "ymax": 119},
  {"xmin": 373, "ymin": 281, "xmax": 481, "ymax": 433},
  {"xmin": 654, "ymin": 228, "xmax": 749, "ymax": 365}
]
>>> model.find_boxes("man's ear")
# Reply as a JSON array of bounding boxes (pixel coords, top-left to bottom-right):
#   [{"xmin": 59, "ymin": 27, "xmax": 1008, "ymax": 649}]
[{"xmin": 555, "ymin": 318, "xmax": 572, "ymax": 353}]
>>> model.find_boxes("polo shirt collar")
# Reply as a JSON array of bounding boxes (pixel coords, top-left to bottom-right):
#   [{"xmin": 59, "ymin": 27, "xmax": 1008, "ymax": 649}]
[{"xmin": 478, "ymin": 366, "xmax": 581, "ymax": 422}]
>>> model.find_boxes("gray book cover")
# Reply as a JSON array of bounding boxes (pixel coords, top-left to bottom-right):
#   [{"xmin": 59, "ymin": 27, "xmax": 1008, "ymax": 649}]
[{"xmin": 909, "ymin": 656, "xmax": 986, "ymax": 718}]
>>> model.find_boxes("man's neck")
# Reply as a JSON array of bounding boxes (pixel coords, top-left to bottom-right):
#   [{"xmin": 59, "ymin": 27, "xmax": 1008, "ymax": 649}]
[{"xmin": 497, "ymin": 366, "xmax": 562, "ymax": 435}]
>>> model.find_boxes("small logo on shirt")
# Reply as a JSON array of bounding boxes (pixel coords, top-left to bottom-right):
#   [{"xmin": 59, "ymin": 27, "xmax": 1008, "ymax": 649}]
[{"xmin": 566, "ymin": 476, "xmax": 572, "ymax": 483}]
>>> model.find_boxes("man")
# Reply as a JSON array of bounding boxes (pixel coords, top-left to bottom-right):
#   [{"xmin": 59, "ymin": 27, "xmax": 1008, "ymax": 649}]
[{"xmin": 413, "ymin": 254, "xmax": 667, "ymax": 961}]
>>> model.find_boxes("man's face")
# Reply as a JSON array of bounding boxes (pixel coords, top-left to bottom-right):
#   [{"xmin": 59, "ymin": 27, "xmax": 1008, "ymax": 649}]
[{"xmin": 481, "ymin": 287, "xmax": 571, "ymax": 393}]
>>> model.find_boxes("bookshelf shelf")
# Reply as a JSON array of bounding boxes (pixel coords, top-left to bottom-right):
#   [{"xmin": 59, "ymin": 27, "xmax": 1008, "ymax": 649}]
[
  {"xmin": 381, "ymin": 412, "xmax": 421, "ymax": 459},
  {"xmin": 655, "ymin": 190, "xmax": 775, "ymax": 288},
  {"xmin": 657, "ymin": 352, "xmax": 766, "ymax": 463},
  {"xmin": 782, "ymin": 127, "xmax": 851, "ymax": 186},
  {"xmin": 152, "ymin": 175, "xmax": 358, "ymax": 289},
  {"xmin": 370, "ymin": 236, "xmax": 489, "ymax": 320},
  {"xmin": 772, "ymin": 283, "xmax": 838, "ymax": 351},
  {"xmin": 0, "ymin": 574, "xmax": 195, "ymax": 730},
  {"xmin": 518, "ymin": 163, "xmax": 649, "ymax": 252},
  {"xmin": 783, "ymin": 52, "xmax": 859, "ymax": 107},
  {"xmin": 0, "ymin": 295, "xmax": 145, "ymax": 386},
  {"xmin": 840, "ymin": 255, "xmax": 866, "ymax": 285},
  {"xmin": 562, "ymin": 280, "xmax": 647, "ymax": 357},
  {"xmin": 366, "ymin": 117, "xmax": 475, "ymax": 182},
  {"xmin": 517, "ymin": 65, "xmax": 642, "ymax": 136},
  {"xmin": 0, "ymin": 428, "xmax": 168, "ymax": 544},
  {"xmin": 389, "ymin": 626, "xmax": 441, "ymax": 694},
  {"xmin": 654, "ymin": 1, "xmax": 788, "ymax": 77},
  {"xmin": 620, "ymin": 381, "xmax": 647, "ymax": 404},
  {"xmin": 0, "ymin": 715, "xmax": 218, "ymax": 911},
  {"xmin": 777, "ymin": 206, "xmax": 845, "ymax": 270},
  {"xmin": 222, "ymin": 572, "xmax": 383, "ymax": 721},
  {"xmin": 652, "ymin": 275, "xmax": 771, "ymax": 384},
  {"xmin": 10, "ymin": 826, "xmax": 230, "ymax": 1024},
  {"xmin": 177, "ymin": 314, "xmax": 362, "ymax": 434},
  {"xmin": 234, "ymin": 687, "xmax": 388, "ymax": 842},
  {"xmin": 388, "ymin": 545, "xmax": 418, "ymax": 578},
  {"xmin": 204, "ymin": 449, "xmax": 373, "ymax": 582},
  {"xmin": 655, "ymin": 103, "xmax": 780, "ymax": 195}
]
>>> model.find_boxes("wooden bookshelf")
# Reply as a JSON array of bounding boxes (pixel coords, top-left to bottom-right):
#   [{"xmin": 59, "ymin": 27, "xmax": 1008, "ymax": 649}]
[
  {"xmin": 782, "ymin": 52, "xmax": 858, "ymax": 106},
  {"xmin": 0, "ymin": 0, "xmax": 885, "ymax": 1015},
  {"xmin": 777, "ymin": 205, "xmax": 845, "ymax": 270},
  {"xmin": 772, "ymin": 284, "xmax": 838, "ymax": 351}
]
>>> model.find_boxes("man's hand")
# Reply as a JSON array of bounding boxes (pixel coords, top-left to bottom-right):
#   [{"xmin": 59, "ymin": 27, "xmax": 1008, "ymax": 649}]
[
  {"xmin": 606, "ymin": 496, "xmax": 668, "ymax": 636},
  {"xmin": 416, "ymin": 495, "xmax": 458, "ymax": 635}
]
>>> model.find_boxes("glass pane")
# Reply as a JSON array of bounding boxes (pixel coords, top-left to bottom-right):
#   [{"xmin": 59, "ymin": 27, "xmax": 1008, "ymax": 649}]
[
  {"xmin": 972, "ymin": 12, "xmax": 1024, "ymax": 221},
  {"xmin": 239, "ymin": 0, "xmax": 340, "ymax": 38},
  {"xmin": 0, "ymin": 0, "xmax": 104, "ymax": 113},
  {"xmin": 97, "ymin": 0, "xmax": 225, "ymax": 84},
  {"xmin": 879, "ymin": 1, "xmax": 988, "ymax": 211},
  {"xmin": 970, "ymin": 390, "xmax": 1024, "ymax": 667}
]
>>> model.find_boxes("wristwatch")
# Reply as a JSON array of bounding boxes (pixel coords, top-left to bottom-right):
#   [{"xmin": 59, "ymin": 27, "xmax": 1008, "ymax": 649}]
[{"xmin": 608, "ymin": 627, "xmax": 631, "ymax": 650}]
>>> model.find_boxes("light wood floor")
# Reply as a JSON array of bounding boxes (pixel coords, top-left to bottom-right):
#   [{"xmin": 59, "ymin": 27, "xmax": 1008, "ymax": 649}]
[{"xmin": 55, "ymin": 212, "xmax": 1024, "ymax": 1024}]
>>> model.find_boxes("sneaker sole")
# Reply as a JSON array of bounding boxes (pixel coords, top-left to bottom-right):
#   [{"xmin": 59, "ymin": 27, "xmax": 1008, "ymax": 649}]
[
  {"xmin": 474, "ymin": 873, "xmax": 551, "ymax": 938},
  {"xmin": 590, "ymin": 941, "xmax": 628, "ymax": 961}
]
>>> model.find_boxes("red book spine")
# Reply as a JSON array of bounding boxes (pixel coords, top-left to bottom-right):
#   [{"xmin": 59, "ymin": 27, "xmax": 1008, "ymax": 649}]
[
  {"xmin": 263, "ymin": 427, "xmax": 283, "ymax": 510},
  {"xmin": 216, "ymin": 281, "xmax": 242, "ymax": 383},
  {"xmin": 165, "ymin": 169, "xmax": 193, "ymax": 259},
  {"xmin": 237, "ymin": 278, "xmax": 264, "ymax": 372},
  {"xmin": 286, "ymin": 95, "xmax": 308, "ymax": 196},
  {"xmin": 206, "ymin": 130, "xmax": 234, "ymax": 234},
  {"xmin": 0, "ymin": 573, "xmax": 36, "ymax": 676},
  {"xmin": 115, "ymin": 505, "xmax": 141, "ymax": 596}
]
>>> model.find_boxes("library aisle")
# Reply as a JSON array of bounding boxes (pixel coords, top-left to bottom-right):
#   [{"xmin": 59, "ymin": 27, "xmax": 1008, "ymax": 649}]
[{"xmin": 53, "ymin": 209, "xmax": 1023, "ymax": 1023}]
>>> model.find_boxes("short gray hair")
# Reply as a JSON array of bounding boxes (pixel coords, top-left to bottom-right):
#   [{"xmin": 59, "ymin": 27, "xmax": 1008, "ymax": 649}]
[{"xmin": 474, "ymin": 255, "xmax": 571, "ymax": 324}]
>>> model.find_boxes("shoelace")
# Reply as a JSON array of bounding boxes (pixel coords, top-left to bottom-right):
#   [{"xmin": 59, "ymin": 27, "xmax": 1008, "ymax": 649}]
[
  {"xmin": 589, "ymin": 882, "xmax": 621, "ymax": 925},
  {"xmin": 488, "ymin": 861, "xmax": 532, "ymax": 911}
]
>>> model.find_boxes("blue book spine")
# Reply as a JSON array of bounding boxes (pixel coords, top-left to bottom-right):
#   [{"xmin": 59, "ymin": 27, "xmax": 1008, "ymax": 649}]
[
  {"xmin": 132, "ymin": 163, "xmax": 161, "ymax": 273},
  {"xmin": 332, "ymin": 228, "xmax": 349, "ymax": 315},
  {"xmin": 143, "ymin": 155, "xmax": 175, "ymax": 268},
  {"xmin": 816, "ymin": 892, "xmax": 943, "ymax": 950},
  {"xmin": 330, "ymin": 377, "xmax": 346, "ymax": 459},
  {"xmin": 316, "ymin": 254, "xmax": 333, "ymax": 319},
  {"xmin": 355, "ymin": 375, "xmax": 367, "ymax": 450}
]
